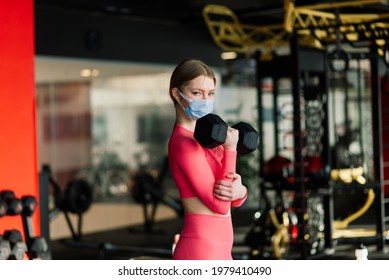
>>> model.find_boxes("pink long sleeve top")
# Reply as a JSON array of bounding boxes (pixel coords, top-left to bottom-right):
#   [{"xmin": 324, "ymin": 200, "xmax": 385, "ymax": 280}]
[{"xmin": 168, "ymin": 123, "xmax": 247, "ymax": 215}]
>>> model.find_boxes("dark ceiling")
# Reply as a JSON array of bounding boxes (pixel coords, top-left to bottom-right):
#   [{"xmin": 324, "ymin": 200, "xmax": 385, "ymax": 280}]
[
  {"xmin": 34, "ymin": 0, "xmax": 389, "ymax": 67},
  {"xmin": 35, "ymin": 0, "xmax": 389, "ymax": 29}
]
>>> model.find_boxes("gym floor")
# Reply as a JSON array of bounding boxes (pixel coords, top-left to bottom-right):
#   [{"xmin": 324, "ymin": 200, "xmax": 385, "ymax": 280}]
[{"xmin": 49, "ymin": 207, "xmax": 389, "ymax": 260}]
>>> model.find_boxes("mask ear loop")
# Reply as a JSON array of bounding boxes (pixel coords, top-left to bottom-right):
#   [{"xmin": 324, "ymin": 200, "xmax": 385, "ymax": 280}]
[
  {"xmin": 175, "ymin": 90, "xmax": 191, "ymax": 117},
  {"xmin": 172, "ymin": 89, "xmax": 183, "ymax": 106},
  {"xmin": 172, "ymin": 88, "xmax": 179, "ymax": 99}
]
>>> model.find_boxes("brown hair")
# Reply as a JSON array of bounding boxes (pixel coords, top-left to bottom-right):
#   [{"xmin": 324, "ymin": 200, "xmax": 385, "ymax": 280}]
[{"xmin": 169, "ymin": 58, "xmax": 216, "ymax": 105}]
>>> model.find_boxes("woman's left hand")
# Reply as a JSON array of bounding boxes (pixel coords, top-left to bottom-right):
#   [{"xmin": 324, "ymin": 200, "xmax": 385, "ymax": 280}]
[{"xmin": 214, "ymin": 173, "xmax": 247, "ymax": 201}]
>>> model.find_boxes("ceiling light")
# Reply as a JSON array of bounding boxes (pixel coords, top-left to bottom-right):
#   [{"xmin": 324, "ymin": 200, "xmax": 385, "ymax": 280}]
[
  {"xmin": 80, "ymin": 68, "xmax": 100, "ymax": 77},
  {"xmin": 221, "ymin": 52, "xmax": 238, "ymax": 60},
  {"xmin": 91, "ymin": 69, "xmax": 100, "ymax": 77},
  {"xmin": 80, "ymin": 69, "xmax": 91, "ymax": 77}
]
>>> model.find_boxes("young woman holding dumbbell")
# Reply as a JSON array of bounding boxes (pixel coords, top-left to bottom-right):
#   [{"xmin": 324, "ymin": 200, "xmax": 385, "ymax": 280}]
[{"xmin": 168, "ymin": 58, "xmax": 248, "ymax": 260}]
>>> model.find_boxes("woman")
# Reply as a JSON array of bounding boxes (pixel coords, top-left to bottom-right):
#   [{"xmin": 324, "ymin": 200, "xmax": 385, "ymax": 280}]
[{"xmin": 168, "ymin": 58, "xmax": 248, "ymax": 260}]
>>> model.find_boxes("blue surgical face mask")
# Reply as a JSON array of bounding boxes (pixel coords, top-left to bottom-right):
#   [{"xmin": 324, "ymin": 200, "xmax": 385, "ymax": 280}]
[{"xmin": 177, "ymin": 90, "xmax": 214, "ymax": 120}]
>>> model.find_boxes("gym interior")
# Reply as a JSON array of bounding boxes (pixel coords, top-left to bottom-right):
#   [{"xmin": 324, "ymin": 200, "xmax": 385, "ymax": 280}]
[{"xmin": 1, "ymin": 0, "xmax": 389, "ymax": 260}]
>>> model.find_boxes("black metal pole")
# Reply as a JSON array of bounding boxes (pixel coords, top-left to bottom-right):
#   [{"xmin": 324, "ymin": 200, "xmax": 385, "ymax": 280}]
[
  {"xmin": 291, "ymin": 32, "xmax": 307, "ymax": 259},
  {"xmin": 255, "ymin": 51, "xmax": 267, "ymax": 210},
  {"xmin": 370, "ymin": 44, "xmax": 386, "ymax": 251},
  {"xmin": 39, "ymin": 168, "xmax": 52, "ymax": 259}
]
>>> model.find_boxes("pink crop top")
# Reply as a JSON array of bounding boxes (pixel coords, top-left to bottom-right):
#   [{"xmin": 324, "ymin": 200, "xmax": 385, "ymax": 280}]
[{"xmin": 168, "ymin": 123, "xmax": 247, "ymax": 215}]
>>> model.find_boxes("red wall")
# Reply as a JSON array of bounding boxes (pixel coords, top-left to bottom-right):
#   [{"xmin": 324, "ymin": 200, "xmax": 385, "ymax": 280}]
[{"xmin": 0, "ymin": 1, "xmax": 39, "ymax": 236}]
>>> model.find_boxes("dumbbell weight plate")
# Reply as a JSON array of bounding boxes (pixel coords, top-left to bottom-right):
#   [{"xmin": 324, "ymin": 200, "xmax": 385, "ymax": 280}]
[
  {"xmin": 0, "ymin": 237, "xmax": 11, "ymax": 260},
  {"xmin": 27, "ymin": 237, "xmax": 49, "ymax": 259},
  {"xmin": 64, "ymin": 179, "xmax": 93, "ymax": 214},
  {"xmin": 231, "ymin": 122, "xmax": 259, "ymax": 155},
  {"xmin": 10, "ymin": 242, "xmax": 28, "ymax": 260},
  {"xmin": 21, "ymin": 195, "xmax": 37, "ymax": 217},
  {"xmin": 3, "ymin": 230, "xmax": 27, "ymax": 260},
  {"xmin": 0, "ymin": 190, "xmax": 23, "ymax": 215},
  {"xmin": 194, "ymin": 114, "xmax": 228, "ymax": 149}
]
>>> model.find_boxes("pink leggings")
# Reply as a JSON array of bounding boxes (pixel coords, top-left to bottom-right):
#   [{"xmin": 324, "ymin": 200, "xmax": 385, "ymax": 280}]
[{"xmin": 173, "ymin": 213, "xmax": 233, "ymax": 260}]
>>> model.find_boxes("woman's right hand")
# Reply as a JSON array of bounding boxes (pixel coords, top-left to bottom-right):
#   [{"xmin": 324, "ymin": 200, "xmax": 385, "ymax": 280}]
[
  {"xmin": 214, "ymin": 172, "xmax": 247, "ymax": 201},
  {"xmin": 223, "ymin": 126, "xmax": 239, "ymax": 151}
]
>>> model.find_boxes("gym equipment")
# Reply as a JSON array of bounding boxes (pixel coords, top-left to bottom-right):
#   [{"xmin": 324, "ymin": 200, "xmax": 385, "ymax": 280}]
[
  {"xmin": 194, "ymin": 113, "xmax": 259, "ymax": 155},
  {"xmin": 43, "ymin": 164, "xmax": 93, "ymax": 241},
  {"xmin": 263, "ymin": 155, "xmax": 293, "ymax": 184},
  {"xmin": 329, "ymin": 48, "xmax": 387, "ymax": 250},
  {"xmin": 0, "ymin": 235, "xmax": 11, "ymax": 260},
  {"xmin": 56, "ymin": 179, "xmax": 93, "ymax": 215},
  {"xmin": 245, "ymin": 204, "xmax": 299, "ymax": 259},
  {"xmin": 41, "ymin": 164, "xmax": 94, "ymax": 216},
  {"xmin": 247, "ymin": 46, "xmax": 332, "ymax": 260},
  {"xmin": 43, "ymin": 165, "xmax": 90, "ymax": 216},
  {"xmin": 333, "ymin": 189, "xmax": 375, "ymax": 230},
  {"xmin": 131, "ymin": 156, "xmax": 184, "ymax": 233},
  {"xmin": 74, "ymin": 150, "xmax": 130, "ymax": 201},
  {"xmin": 382, "ymin": 47, "xmax": 389, "ymax": 95},
  {"xmin": 0, "ymin": 190, "xmax": 23, "ymax": 216},
  {"xmin": 263, "ymin": 154, "xmax": 330, "ymax": 187},
  {"xmin": 304, "ymin": 155, "xmax": 331, "ymax": 186},
  {"xmin": 330, "ymin": 167, "xmax": 366, "ymax": 185},
  {"xmin": 2, "ymin": 230, "xmax": 27, "ymax": 260},
  {"xmin": 131, "ymin": 171, "xmax": 163, "ymax": 233},
  {"xmin": 21, "ymin": 195, "xmax": 50, "ymax": 259},
  {"xmin": 42, "ymin": 163, "xmax": 172, "ymax": 259}
]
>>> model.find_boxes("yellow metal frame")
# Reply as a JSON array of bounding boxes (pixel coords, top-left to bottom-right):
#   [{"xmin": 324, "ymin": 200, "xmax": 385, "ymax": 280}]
[
  {"xmin": 284, "ymin": 0, "xmax": 389, "ymax": 50},
  {"xmin": 333, "ymin": 188, "xmax": 375, "ymax": 230},
  {"xmin": 269, "ymin": 209, "xmax": 290, "ymax": 259},
  {"xmin": 202, "ymin": 4, "xmax": 288, "ymax": 60},
  {"xmin": 202, "ymin": 0, "xmax": 389, "ymax": 60}
]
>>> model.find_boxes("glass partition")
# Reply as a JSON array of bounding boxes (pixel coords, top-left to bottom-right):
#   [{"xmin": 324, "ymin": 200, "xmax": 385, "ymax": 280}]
[{"xmin": 35, "ymin": 56, "xmax": 176, "ymax": 203}]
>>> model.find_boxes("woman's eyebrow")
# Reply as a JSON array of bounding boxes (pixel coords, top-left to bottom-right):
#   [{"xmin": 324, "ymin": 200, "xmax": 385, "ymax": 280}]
[{"xmin": 189, "ymin": 88, "xmax": 215, "ymax": 92}]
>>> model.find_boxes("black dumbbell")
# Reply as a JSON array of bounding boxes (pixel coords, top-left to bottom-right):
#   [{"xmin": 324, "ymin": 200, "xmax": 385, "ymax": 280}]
[
  {"xmin": 0, "ymin": 190, "xmax": 23, "ymax": 216},
  {"xmin": 0, "ymin": 235, "xmax": 11, "ymax": 260},
  {"xmin": 3, "ymin": 230, "xmax": 27, "ymax": 260},
  {"xmin": 21, "ymin": 195, "xmax": 50, "ymax": 259},
  {"xmin": 194, "ymin": 113, "xmax": 259, "ymax": 155}
]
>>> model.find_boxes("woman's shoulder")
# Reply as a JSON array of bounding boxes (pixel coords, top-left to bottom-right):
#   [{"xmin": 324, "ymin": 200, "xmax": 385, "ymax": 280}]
[{"xmin": 170, "ymin": 125, "xmax": 200, "ymax": 151}]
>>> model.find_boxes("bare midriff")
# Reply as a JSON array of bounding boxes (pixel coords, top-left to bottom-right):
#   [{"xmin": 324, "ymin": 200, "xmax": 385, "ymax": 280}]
[{"xmin": 181, "ymin": 197, "xmax": 231, "ymax": 217}]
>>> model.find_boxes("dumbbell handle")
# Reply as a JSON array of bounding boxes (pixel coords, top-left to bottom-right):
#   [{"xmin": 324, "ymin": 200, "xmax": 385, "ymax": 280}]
[
  {"xmin": 20, "ymin": 196, "xmax": 50, "ymax": 259},
  {"xmin": 21, "ymin": 214, "xmax": 35, "ymax": 243},
  {"xmin": 21, "ymin": 196, "xmax": 38, "ymax": 244}
]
